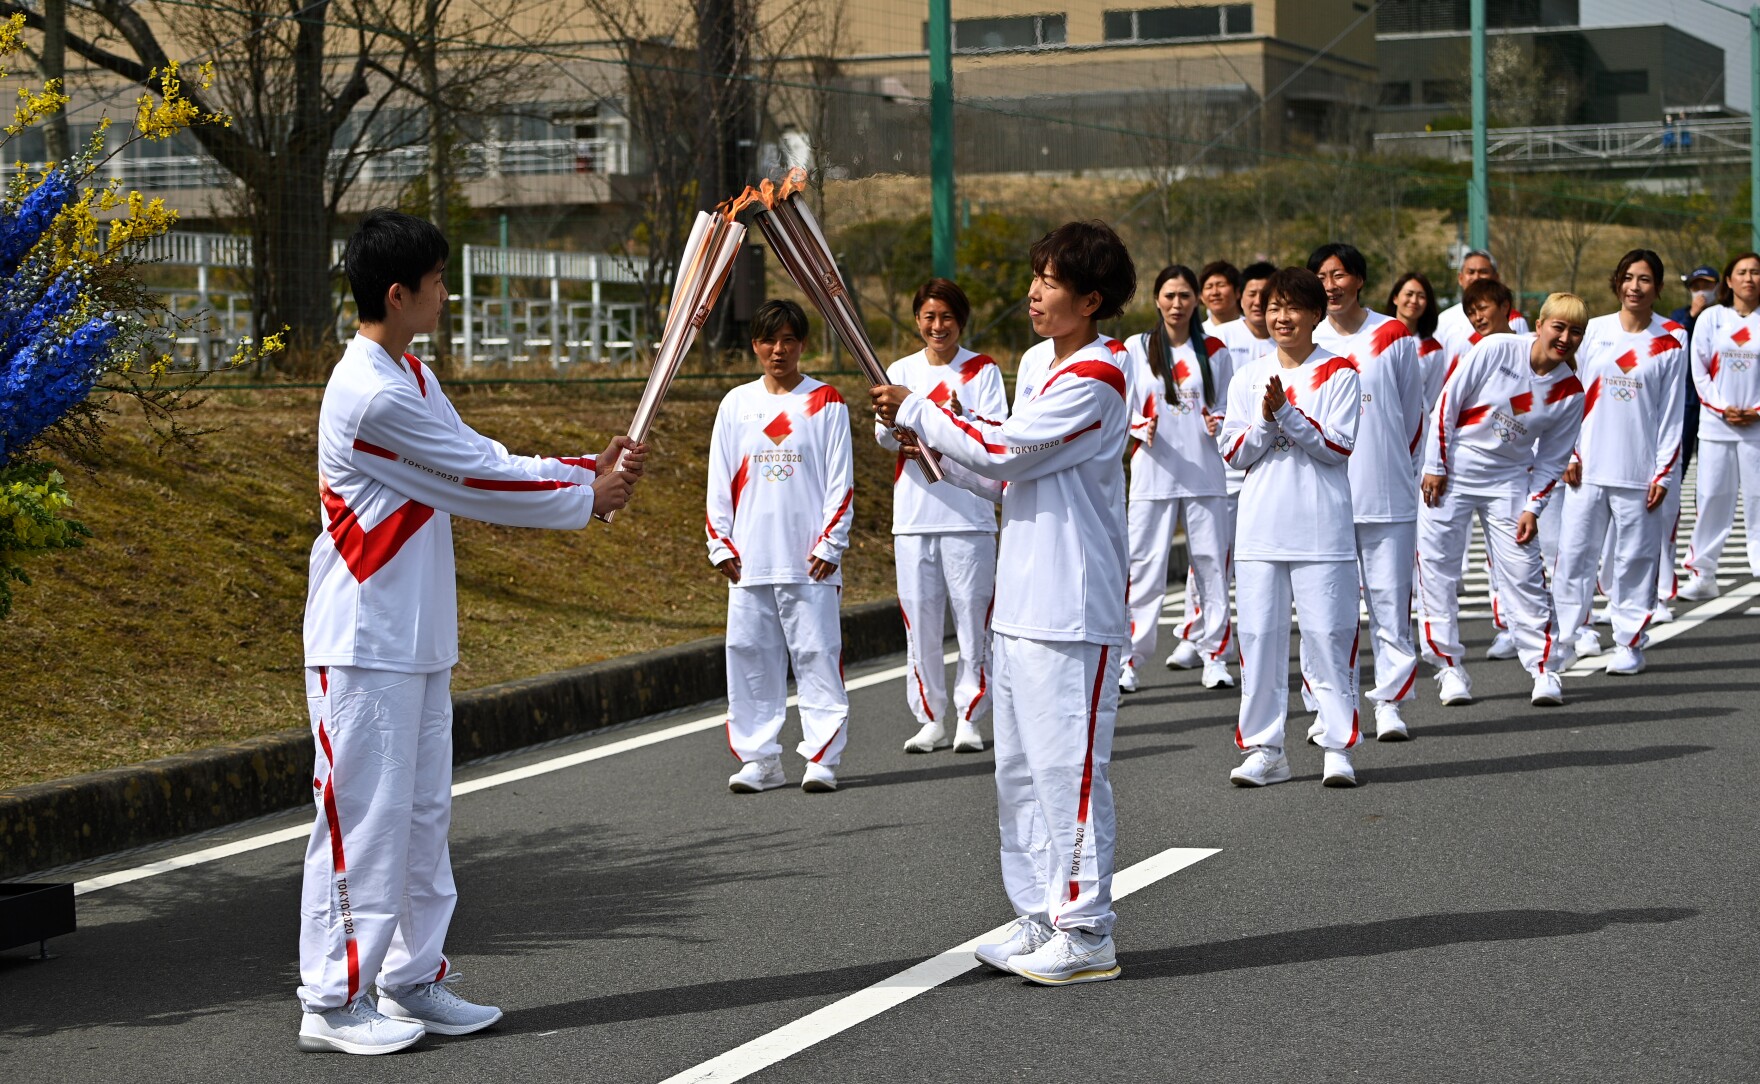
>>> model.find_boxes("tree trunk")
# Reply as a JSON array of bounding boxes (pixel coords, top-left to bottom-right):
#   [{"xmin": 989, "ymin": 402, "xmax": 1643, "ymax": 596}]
[
  {"xmin": 253, "ymin": 148, "xmax": 336, "ymax": 360},
  {"xmin": 420, "ymin": 8, "xmax": 451, "ymax": 369},
  {"xmin": 41, "ymin": 0, "xmax": 67, "ymax": 162}
]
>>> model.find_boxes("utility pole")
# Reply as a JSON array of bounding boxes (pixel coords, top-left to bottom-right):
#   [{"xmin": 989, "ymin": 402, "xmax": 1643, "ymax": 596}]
[
  {"xmin": 1751, "ymin": 6, "xmax": 1759, "ymax": 250},
  {"xmin": 42, "ymin": 0, "xmax": 67, "ymax": 163},
  {"xmin": 929, "ymin": 0, "xmax": 955, "ymax": 279},
  {"xmin": 1469, "ymin": 0, "xmax": 1489, "ymax": 251}
]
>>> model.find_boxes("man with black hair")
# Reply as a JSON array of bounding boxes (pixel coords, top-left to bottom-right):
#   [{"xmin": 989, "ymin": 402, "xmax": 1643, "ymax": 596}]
[
  {"xmin": 874, "ymin": 220, "xmax": 1135, "ymax": 987},
  {"xmin": 1200, "ymin": 260, "xmax": 1244, "ymax": 326},
  {"xmin": 299, "ymin": 209, "xmax": 644, "ymax": 1054},
  {"xmin": 709, "ymin": 299, "xmax": 854, "ymax": 794},
  {"xmin": 1309, "ymin": 242, "xmax": 1425, "ymax": 741}
]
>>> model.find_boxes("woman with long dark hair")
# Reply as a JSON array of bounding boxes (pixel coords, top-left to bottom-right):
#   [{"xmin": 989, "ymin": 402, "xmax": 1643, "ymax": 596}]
[
  {"xmin": 1120, "ymin": 265, "xmax": 1235, "ymax": 693},
  {"xmin": 1680, "ymin": 251, "xmax": 1760, "ymax": 598},
  {"xmin": 1389, "ymin": 271, "xmax": 1447, "ymax": 408}
]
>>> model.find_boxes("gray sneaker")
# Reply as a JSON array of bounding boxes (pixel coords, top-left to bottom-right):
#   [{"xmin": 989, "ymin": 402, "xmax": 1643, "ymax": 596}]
[
  {"xmin": 297, "ymin": 996, "xmax": 426, "ymax": 1055},
  {"xmin": 378, "ymin": 976, "xmax": 503, "ymax": 1037},
  {"xmin": 1006, "ymin": 929, "xmax": 1121, "ymax": 986}
]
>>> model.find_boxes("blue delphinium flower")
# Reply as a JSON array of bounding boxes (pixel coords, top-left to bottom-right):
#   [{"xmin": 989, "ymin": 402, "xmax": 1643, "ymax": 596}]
[
  {"xmin": 0, "ymin": 169, "xmax": 75, "ymax": 278},
  {"xmin": 0, "ymin": 315, "xmax": 117, "ymax": 459}
]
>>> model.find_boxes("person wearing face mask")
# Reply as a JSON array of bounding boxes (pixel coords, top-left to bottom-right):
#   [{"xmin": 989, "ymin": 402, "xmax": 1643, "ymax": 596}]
[
  {"xmin": 876, "ymin": 279, "xmax": 1009, "ymax": 755},
  {"xmin": 1679, "ymin": 253, "xmax": 1760, "ymax": 598},
  {"xmin": 1121, "ymin": 265, "xmax": 1235, "ymax": 693},
  {"xmin": 1553, "ymin": 250, "xmax": 1687, "ymax": 675}
]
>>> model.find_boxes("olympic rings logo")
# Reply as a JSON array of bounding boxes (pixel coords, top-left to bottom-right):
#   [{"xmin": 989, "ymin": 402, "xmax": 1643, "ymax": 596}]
[
  {"xmin": 762, "ymin": 463, "xmax": 795, "ymax": 482},
  {"xmin": 1272, "ymin": 434, "xmax": 1293, "ymax": 452},
  {"xmin": 1612, "ymin": 386, "xmax": 1636, "ymax": 402},
  {"xmin": 1731, "ymin": 357, "xmax": 1754, "ymax": 372}
]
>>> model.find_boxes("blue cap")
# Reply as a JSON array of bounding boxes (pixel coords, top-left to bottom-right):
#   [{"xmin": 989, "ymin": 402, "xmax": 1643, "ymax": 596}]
[{"xmin": 1684, "ymin": 265, "xmax": 1718, "ymax": 283}]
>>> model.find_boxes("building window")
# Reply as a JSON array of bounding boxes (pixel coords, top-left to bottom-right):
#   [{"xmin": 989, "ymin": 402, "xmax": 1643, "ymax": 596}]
[
  {"xmin": 1595, "ymin": 70, "xmax": 1649, "ymax": 96},
  {"xmin": 1421, "ymin": 79, "xmax": 1462, "ymax": 105},
  {"xmin": 928, "ymin": 14, "xmax": 1068, "ymax": 51},
  {"xmin": 1379, "ymin": 81, "xmax": 1413, "ymax": 107},
  {"xmin": 1102, "ymin": 5, "xmax": 1254, "ymax": 42}
]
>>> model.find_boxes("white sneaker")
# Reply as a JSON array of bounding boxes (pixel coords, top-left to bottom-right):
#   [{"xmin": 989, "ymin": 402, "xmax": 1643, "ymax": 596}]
[
  {"xmin": 1305, "ymin": 720, "xmax": 1324, "ymax": 746},
  {"xmin": 728, "ymin": 756, "xmax": 786, "ymax": 793},
  {"xmin": 1485, "ymin": 631, "xmax": 1518, "ymax": 660},
  {"xmin": 1678, "ymin": 575, "xmax": 1720, "ymax": 601},
  {"xmin": 1573, "ymin": 627, "xmax": 1602, "ymax": 659},
  {"xmin": 1649, "ymin": 603, "xmax": 1675, "ymax": 625},
  {"xmin": 1436, "ymin": 666, "xmax": 1473, "ymax": 706},
  {"xmin": 377, "ymin": 976, "xmax": 502, "ymax": 1037},
  {"xmin": 1531, "ymin": 672, "xmax": 1564, "ymax": 706},
  {"xmin": 1006, "ymin": 928, "xmax": 1121, "ymax": 986},
  {"xmin": 974, "ymin": 915, "xmax": 1053, "ymax": 971},
  {"xmin": 1605, "ymin": 645, "xmax": 1646, "ymax": 676},
  {"xmin": 1230, "ymin": 747, "xmax": 1290, "ymax": 787},
  {"xmin": 952, "ymin": 720, "xmax": 985, "ymax": 753},
  {"xmin": 801, "ymin": 761, "xmax": 838, "ymax": 792},
  {"xmin": 1118, "ymin": 661, "xmax": 1139, "ymax": 693},
  {"xmin": 903, "ymin": 721, "xmax": 950, "ymax": 754},
  {"xmin": 1321, "ymin": 748, "xmax": 1358, "ymax": 787},
  {"xmin": 1201, "ymin": 660, "xmax": 1234, "ymax": 689},
  {"xmin": 297, "ymin": 997, "xmax": 426, "ymax": 1055},
  {"xmin": 1165, "ymin": 641, "xmax": 1202, "ymax": 670},
  {"xmin": 1373, "ymin": 700, "xmax": 1410, "ymax": 742}
]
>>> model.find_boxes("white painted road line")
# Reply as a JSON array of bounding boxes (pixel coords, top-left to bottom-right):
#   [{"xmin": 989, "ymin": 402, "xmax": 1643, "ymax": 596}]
[
  {"xmin": 1566, "ymin": 580, "xmax": 1760, "ymax": 676},
  {"xmin": 657, "ymin": 846, "xmax": 1221, "ymax": 1084},
  {"xmin": 74, "ymin": 652, "xmax": 958, "ymax": 896}
]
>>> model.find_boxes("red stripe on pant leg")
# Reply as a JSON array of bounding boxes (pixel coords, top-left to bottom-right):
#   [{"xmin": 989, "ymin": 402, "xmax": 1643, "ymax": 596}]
[
  {"xmin": 318, "ymin": 666, "xmax": 328, "ymax": 695},
  {"xmin": 810, "ymin": 723, "xmax": 845, "ymax": 764},
  {"xmin": 1630, "ymin": 610, "xmax": 1653, "ymax": 648},
  {"xmin": 316, "ymin": 726, "xmax": 358, "ymax": 1002},
  {"xmin": 1538, "ymin": 626, "xmax": 1553, "ymax": 674},
  {"xmin": 1347, "ymin": 630, "xmax": 1361, "ymax": 748},
  {"xmin": 435, "ymin": 956, "xmax": 449, "ymax": 983},
  {"xmin": 724, "ymin": 720, "xmax": 742, "ymax": 762},
  {"xmin": 965, "ymin": 666, "xmax": 987, "ymax": 721},
  {"xmin": 1209, "ymin": 621, "xmax": 1232, "ymax": 661},
  {"xmin": 1070, "ymin": 645, "xmax": 1109, "ymax": 903},
  {"xmin": 912, "ymin": 668, "xmax": 936, "ymax": 721},
  {"xmin": 1393, "ymin": 659, "xmax": 1417, "ymax": 701}
]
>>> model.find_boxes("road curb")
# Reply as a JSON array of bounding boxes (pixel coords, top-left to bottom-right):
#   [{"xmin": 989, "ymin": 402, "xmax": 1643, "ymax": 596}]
[{"xmin": 0, "ymin": 597, "xmax": 908, "ymax": 879}]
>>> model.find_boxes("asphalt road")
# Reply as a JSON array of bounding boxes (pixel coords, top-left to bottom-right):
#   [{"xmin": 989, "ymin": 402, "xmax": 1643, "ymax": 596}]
[{"xmin": 4, "ymin": 566, "xmax": 1758, "ymax": 1082}]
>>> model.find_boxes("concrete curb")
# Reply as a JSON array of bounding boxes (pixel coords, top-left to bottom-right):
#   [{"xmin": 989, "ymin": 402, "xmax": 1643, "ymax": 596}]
[{"xmin": 0, "ymin": 598, "xmax": 909, "ymax": 879}]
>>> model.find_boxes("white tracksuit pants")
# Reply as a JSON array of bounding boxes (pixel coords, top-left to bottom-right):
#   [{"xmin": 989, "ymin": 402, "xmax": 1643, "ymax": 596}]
[
  {"xmin": 1686, "ymin": 440, "xmax": 1760, "ymax": 578},
  {"xmin": 1355, "ymin": 521, "xmax": 1420, "ymax": 703},
  {"xmin": 1237, "ymin": 560, "xmax": 1361, "ymax": 751},
  {"xmin": 1128, "ymin": 495, "xmax": 1232, "ymax": 668},
  {"xmin": 725, "ymin": 583, "xmax": 849, "ymax": 766},
  {"xmin": 1654, "ymin": 465, "xmax": 1683, "ymax": 601},
  {"xmin": 1417, "ymin": 486, "xmax": 1563, "ymax": 677},
  {"xmin": 299, "ymin": 665, "xmax": 456, "ymax": 1011},
  {"xmin": 896, "ymin": 532, "xmax": 996, "ymax": 729},
  {"xmin": 991, "ymin": 634, "xmax": 1120, "ymax": 935},
  {"xmin": 1555, "ymin": 482, "xmax": 1662, "ymax": 649}
]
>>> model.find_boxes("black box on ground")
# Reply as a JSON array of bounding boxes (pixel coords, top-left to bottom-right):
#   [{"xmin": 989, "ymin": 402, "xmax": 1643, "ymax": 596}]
[{"xmin": 0, "ymin": 882, "xmax": 76, "ymax": 952}]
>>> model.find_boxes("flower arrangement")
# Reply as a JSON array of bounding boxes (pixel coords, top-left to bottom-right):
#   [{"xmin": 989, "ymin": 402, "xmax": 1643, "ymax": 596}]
[{"xmin": 0, "ymin": 17, "xmax": 276, "ymax": 617}]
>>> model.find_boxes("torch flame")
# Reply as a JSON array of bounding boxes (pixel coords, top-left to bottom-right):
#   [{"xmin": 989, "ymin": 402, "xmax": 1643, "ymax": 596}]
[
  {"xmin": 721, "ymin": 185, "xmax": 766, "ymax": 216},
  {"xmin": 777, "ymin": 166, "xmax": 809, "ymax": 201}
]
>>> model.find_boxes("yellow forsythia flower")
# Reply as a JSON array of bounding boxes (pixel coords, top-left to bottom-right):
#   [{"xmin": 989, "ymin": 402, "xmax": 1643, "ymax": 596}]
[
  {"xmin": 134, "ymin": 61, "xmax": 224, "ymax": 141},
  {"xmin": 8, "ymin": 80, "xmax": 69, "ymax": 136}
]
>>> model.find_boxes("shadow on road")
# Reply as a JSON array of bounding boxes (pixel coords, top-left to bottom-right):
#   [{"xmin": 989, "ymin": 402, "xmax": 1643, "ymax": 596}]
[
  {"xmin": 1289, "ymin": 744, "xmax": 1711, "ymax": 785},
  {"xmin": 1413, "ymin": 706, "xmax": 1737, "ymax": 739},
  {"xmin": 1114, "ymin": 905, "xmax": 1700, "ymax": 982}
]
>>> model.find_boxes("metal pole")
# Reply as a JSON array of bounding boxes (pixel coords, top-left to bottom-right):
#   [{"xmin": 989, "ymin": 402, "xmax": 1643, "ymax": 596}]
[
  {"xmin": 462, "ymin": 243, "xmax": 475, "ymax": 367},
  {"xmin": 1751, "ymin": 7, "xmax": 1759, "ymax": 251},
  {"xmin": 550, "ymin": 254, "xmax": 564, "ymax": 368},
  {"xmin": 1469, "ymin": 0, "xmax": 1489, "ymax": 251},
  {"xmin": 929, "ymin": 0, "xmax": 956, "ymax": 279}
]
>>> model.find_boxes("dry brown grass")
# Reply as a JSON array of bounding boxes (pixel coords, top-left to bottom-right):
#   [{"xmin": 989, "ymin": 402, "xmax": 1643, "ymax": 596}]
[{"xmin": 0, "ymin": 371, "xmax": 902, "ymax": 791}]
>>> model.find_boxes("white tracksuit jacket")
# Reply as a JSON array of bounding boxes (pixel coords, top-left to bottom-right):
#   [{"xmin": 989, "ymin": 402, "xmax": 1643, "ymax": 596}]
[
  {"xmin": 705, "ymin": 377, "xmax": 854, "ymax": 585},
  {"xmin": 874, "ymin": 347, "xmax": 1007, "ymax": 729},
  {"xmin": 898, "ymin": 334, "xmax": 1129, "ymax": 934},
  {"xmin": 304, "ymin": 334, "xmax": 598, "ymax": 671}
]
